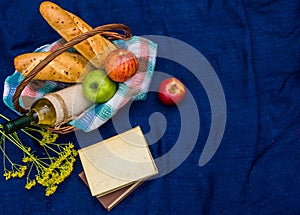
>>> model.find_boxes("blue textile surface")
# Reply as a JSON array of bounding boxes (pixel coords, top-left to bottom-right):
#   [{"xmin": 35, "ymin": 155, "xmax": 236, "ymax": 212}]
[{"xmin": 0, "ymin": 0, "xmax": 299, "ymax": 214}]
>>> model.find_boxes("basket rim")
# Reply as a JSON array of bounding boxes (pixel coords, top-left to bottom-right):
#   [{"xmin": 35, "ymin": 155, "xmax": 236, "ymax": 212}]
[{"xmin": 11, "ymin": 23, "xmax": 133, "ymax": 134}]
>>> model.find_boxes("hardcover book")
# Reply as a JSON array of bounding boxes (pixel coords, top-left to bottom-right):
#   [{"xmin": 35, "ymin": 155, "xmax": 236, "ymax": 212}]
[
  {"xmin": 78, "ymin": 126, "xmax": 158, "ymax": 197},
  {"xmin": 79, "ymin": 171, "xmax": 143, "ymax": 211}
]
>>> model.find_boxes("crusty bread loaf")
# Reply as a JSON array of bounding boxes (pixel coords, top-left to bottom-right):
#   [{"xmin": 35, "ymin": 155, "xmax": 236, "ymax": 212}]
[
  {"xmin": 14, "ymin": 52, "xmax": 94, "ymax": 83},
  {"xmin": 39, "ymin": 1, "xmax": 117, "ymax": 68}
]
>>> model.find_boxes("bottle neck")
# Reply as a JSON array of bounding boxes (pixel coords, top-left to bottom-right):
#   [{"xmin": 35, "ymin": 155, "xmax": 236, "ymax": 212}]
[{"xmin": 2, "ymin": 112, "xmax": 38, "ymax": 134}]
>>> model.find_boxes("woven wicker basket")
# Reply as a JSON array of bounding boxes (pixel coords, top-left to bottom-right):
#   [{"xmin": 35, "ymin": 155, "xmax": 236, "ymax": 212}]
[{"xmin": 12, "ymin": 23, "xmax": 132, "ymax": 134}]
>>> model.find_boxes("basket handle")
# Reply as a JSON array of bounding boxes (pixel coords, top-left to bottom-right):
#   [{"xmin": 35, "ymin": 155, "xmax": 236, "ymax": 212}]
[{"xmin": 12, "ymin": 23, "xmax": 132, "ymax": 114}]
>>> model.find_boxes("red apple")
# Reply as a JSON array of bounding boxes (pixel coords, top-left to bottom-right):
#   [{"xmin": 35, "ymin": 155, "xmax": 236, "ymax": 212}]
[
  {"xmin": 104, "ymin": 49, "xmax": 139, "ymax": 82},
  {"xmin": 158, "ymin": 77, "xmax": 186, "ymax": 106}
]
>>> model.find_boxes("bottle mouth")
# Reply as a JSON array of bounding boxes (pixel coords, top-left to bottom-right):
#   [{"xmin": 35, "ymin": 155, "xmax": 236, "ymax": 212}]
[{"xmin": 2, "ymin": 122, "xmax": 14, "ymax": 134}]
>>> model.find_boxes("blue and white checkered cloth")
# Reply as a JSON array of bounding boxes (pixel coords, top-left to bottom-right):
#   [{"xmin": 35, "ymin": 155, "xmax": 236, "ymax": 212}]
[{"xmin": 3, "ymin": 36, "xmax": 157, "ymax": 132}]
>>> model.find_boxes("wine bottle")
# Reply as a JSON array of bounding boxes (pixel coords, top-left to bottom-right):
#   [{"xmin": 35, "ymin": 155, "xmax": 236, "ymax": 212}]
[{"xmin": 3, "ymin": 84, "xmax": 93, "ymax": 134}]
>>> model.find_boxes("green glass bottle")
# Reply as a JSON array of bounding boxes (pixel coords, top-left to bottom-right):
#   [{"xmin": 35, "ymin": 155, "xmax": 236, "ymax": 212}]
[
  {"xmin": 3, "ymin": 84, "xmax": 93, "ymax": 134},
  {"xmin": 3, "ymin": 98, "xmax": 57, "ymax": 134}
]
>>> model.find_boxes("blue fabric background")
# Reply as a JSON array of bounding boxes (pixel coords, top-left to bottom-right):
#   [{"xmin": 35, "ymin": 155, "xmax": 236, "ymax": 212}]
[{"xmin": 0, "ymin": 0, "xmax": 299, "ymax": 214}]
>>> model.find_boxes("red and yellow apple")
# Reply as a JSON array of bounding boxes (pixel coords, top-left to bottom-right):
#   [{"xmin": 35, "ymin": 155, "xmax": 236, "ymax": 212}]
[
  {"xmin": 104, "ymin": 49, "xmax": 139, "ymax": 82},
  {"xmin": 158, "ymin": 77, "xmax": 186, "ymax": 106}
]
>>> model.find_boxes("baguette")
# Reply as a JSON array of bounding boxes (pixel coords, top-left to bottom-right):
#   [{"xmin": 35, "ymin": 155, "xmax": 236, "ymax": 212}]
[
  {"xmin": 39, "ymin": 1, "xmax": 117, "ymax": 68},
  {"xmin": 14, "ymin": 52, "xmax": 94, "ymax": 83}
]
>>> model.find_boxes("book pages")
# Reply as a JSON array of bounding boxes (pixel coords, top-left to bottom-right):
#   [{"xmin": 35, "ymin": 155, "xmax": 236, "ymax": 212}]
[{"xmin": 79, "ymin": 172, "xmax": 143, "ymax": 211}]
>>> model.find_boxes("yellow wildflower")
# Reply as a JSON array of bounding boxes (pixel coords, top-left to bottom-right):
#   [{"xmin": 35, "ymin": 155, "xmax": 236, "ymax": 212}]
[
  {"xmin": 3, "ymin": 171, "xmax": 12, "ymax": 180},
  {"xmin": 17, "ymin": 170, "xmax": 25, "ymax": 178},
  {"xmin": 22, "ymin": 157, "xmax": 29, "ymax": 163},
  {"xmin": 39, "ymin": 130, "xmax": 59, "ymax": 146},
  {"xmin": 0, "ymin": 116, "xmax": 78, "ymax": 196},
  {"xmin": 11, "ymin": 171, "xmax": 18, "ymax": 178},
  {"xmin": 68, "ymin": 142, "xmax": 74, "ymax": 149},
  {"xmin": 25, "ymin": 179, "xmax": 36, "ymax": 190},
  {"xmin": 45, "ymin": 185, "xmax": 57, "ymax": 196}
]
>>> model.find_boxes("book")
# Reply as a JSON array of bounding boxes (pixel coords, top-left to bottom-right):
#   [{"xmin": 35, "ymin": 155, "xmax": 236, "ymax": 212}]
[
  {"xmin": 79, "ymin": 171, "xmax": 143, "ymax": 211},
  {"xmin": 78, "ymin": 126, "xmax": 158, "ymax": 197}
]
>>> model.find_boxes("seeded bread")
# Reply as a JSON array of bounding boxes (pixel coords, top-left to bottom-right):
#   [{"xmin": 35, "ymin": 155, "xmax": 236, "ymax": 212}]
[
  {"xmin": 39, "ymin": 1, "xmax": 117, "ymax": 68},
  {"xmin": 14, "ymin": 52, "xmax": 94, "ymax": 83}
]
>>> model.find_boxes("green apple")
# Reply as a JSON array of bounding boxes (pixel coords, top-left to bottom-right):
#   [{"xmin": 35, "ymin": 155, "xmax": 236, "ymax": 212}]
[{"xmin": 82, "ymin": 70, "xmax": 117, "ymax": 103}]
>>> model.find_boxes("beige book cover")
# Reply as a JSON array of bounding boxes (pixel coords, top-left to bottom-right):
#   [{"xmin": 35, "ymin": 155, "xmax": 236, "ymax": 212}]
[{"xmin": 78, "ymin": 126, "xmax": 158, "ymax": 197}]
